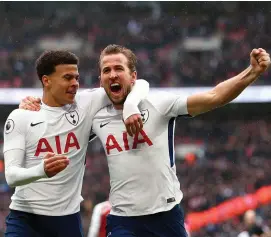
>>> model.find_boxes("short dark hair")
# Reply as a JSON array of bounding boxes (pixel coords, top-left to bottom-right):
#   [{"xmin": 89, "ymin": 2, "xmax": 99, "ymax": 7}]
[
  {"xmin": 99, "ymin": 44, "xmax": 137, "ymax": 73},
  {"xmin": 35, "ymin": 50, "xmax": 79, "ymax": 82}
]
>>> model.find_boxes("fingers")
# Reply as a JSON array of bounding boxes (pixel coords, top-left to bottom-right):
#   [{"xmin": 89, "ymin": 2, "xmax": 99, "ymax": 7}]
[
  {"xmin": 124, "ymin": 114, "xmax": 144, "ymax": 136},
  {"xmin": 251, "ymin": 48, "xmax": 271, "ymax": 72},
  {"xmin": 125, "ymin": 120, "xmax": 133, "ymax": 137},
  {"xmin": 47, "ymin": 163, "xmax": 68, "ymax": 176},
  {"xmin": 43, "ymin": 154, "xmax": 69, "ymax": 178},
  {"xmin": 251, "ymin": 48, "xmax": 260, "ymax": 57},
  {"xmin": 257, "ymin": 52, "xmax": 270, "ymax": 69},
  {"xmin": 251, "ymin": 48, "xmax": 266, "ymax": 57},
  {"xmin": 19, "ymin": 96, "xmax": 41, "ymax": 111},
  {"xmin": 251, "ymin": 48, "xmax": 269, "ymax": 59},
  {"xmin": 25, "ymin": 96, "xmax": 41, "ymax": 103},
  {"xmin": 43, "ymin": 152, "xmax": 56, "ymax": 159},
  {"xmin": 258, "ymin": 48, "xmax": 266, "ymax": 53},
  {"xmin": 44, "ymin": 156, "xmax": 69, "ymax": 170},
  {"xmin": 259, "ymin": 60, "xmax": 270, "ymax": 68},
  {"xmin": 258, "ymin": 55, "xmax": 270, "ymax": 63},
  {"xmin": 138, "ymin": 117, "xmax": 143, "ymax": 131}
]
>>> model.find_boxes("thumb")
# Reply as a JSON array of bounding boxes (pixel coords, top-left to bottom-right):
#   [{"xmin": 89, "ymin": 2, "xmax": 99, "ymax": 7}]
[
  {"xmin": 44, "ymin": 152, "xmax": 55, "ymax": 159},
  {"xmin": 36, "ymin": 97, "xmax": 42, "ymax": 103},
  {"xmin": 250, "ymin": 55, "xmax": 259, "ymax": 67},
  {"xmin": 250, "ymin": 48, "xmax": 260, "ymax": 57}
]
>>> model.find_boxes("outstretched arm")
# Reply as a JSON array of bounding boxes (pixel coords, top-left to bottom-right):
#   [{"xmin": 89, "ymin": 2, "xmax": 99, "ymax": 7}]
[{"xmin": 187, "ymin": 48, "xmax": 270, "ymax": 116}]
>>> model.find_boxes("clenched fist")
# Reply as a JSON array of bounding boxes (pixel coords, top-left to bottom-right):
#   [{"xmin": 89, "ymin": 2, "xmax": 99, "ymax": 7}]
[
  {"xmin": 43, "ymin": 153, "xmax": 69, "ymax": 178},
  {"xmin": 250, "ymin": 48, "xmax": 270, "ymax": 75}
]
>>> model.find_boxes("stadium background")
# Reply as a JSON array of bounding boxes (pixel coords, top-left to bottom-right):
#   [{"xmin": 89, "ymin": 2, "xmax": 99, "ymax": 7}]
[{"xmin": 0, "ymin": 1, "xmax": 271, "ymax": 236}]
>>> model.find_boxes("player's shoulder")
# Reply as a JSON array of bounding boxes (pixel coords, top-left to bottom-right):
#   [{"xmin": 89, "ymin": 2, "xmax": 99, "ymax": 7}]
[
  {"xmin": 4, "ymin": 109, "xmax": 33, "ymax": 134},
  {"xmin": 142, "ymin": 90, "xmax": 171, "ymax": 106},
  {"xmin": 77, "ymin": 88, "xmax": 99, "ymax": 96},
  {"xmin": 75, "ymin": 88, "xmax": 104, "ymax": 108},
  {"xmin": 6, "ymin": 108, "xmax": 43, "ymax": 126},
  {"xmin": 147, "ymin": 90, "xmax": 179, "ymax": 99},
  {"xmin": 145, "ymin": 90, "xmax": 187, "ymax": 104},
  {"xmin": 7, "ymin": 108, "xmax": 33, "ymax": 119},
  {"xmin": 76, "ymin": 88, "xmax": 103, "ymax": 101}
]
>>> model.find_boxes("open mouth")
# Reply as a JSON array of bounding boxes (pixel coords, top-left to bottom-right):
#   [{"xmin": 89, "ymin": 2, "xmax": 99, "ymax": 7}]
[{"xmin": 110, "ymin": 83, "xmax": 122, "ymax": 94}]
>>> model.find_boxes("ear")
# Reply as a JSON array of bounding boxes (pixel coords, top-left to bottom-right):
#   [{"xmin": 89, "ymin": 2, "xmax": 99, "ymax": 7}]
[
  {"xmin": 42, "ymin": 75, "xmax": 51, "ymax": 87},
  {"xmin": 131, "ymin": 71, "xmax": 137, "ymax": 85}
]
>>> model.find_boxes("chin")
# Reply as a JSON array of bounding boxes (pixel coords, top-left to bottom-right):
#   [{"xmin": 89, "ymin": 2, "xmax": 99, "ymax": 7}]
[
  {"xmin": 65, "ymin": 98, "xmax": 75, "ymax": 105},
  {"xmin": 66, "ymin": 95, "xmax": 76, "ymax": 104},
  {"xmin": 112, "ymin": 97, "xmax": 126, "ymax": 106}
]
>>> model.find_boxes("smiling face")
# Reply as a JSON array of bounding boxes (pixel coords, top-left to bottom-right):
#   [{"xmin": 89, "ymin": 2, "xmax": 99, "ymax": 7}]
[
  {"xmin": 100, "ymin": 53, "xmax": 137, "ymax": 108},
  {"xmin": 42, "ymin": 64, "xmax": 79, "ymax": 106}
]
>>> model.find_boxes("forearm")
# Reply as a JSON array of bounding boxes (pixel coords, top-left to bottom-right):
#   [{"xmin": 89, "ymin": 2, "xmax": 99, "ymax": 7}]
[
  {"xmin": 213, "ymin": 65, "xmax": 259, "ymax": 106},
  {"xmin": 123, "ymin": 79, "xmax": 149, "ymax": 120},
  {"xmin": 6, "ymin": 163, "xmax": 47, "ymax": 187},
  {"xmin": 188, "ymin": 66, "xmax": 260, "ymax": 116},
  {"xmin": 4, "ymin": 149, "xmax": 47, "ymax": 187}
]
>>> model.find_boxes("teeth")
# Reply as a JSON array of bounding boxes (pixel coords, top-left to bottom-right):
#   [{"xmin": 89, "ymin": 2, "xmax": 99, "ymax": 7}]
[{"xmin": 111, "ymin": 83, "xmax": 120, "ymax": 87}]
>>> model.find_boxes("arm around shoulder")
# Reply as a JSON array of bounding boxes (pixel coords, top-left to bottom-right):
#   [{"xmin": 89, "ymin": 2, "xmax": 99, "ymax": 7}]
[{"xmin": 123, "ymin": 79, "xmax": 149, "ymax": 121}]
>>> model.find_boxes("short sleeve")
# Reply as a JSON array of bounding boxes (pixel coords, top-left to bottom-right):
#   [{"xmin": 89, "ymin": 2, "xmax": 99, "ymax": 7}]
[{"xmin": 147, "ymin": 91, "xmax": 189, "ymax": 117}]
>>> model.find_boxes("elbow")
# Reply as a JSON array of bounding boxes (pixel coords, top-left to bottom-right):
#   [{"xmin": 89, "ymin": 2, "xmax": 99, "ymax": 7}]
[
  {"xmin": 5, "ymin": 170, "xmax": 17, "ymax": 188},
  {"xmin": 5, "ymin": 177, "xmax": 16, "ymax": 188}
]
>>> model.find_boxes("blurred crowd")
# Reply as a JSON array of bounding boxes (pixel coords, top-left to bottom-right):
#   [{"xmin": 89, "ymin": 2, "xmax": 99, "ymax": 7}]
[
  {"xmin": 0, "ymin": 2, "xmax": 271, "ymax": 88},
  {"xmin": 1, "ymin": 2, "xmax": 271, "ymax": 237}
]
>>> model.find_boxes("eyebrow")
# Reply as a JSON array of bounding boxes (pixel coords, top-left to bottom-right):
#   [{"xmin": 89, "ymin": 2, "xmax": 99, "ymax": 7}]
[
  {"xmin": 62, "ymin": 73, "xmax": 80, "ymax": 77},
  {"xmin": 102, "ymin": 65, "xmax": 124, "ymax": 70}
]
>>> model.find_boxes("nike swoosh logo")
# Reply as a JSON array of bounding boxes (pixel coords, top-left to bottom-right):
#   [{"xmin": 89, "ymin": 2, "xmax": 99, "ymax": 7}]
[
  {"xmin": 100, "ymin": 121, "xmax": 110, "ymax": 128},
  {"xmin": 30, "ymin": 121, "xmax": 45, "ymax": 127}
]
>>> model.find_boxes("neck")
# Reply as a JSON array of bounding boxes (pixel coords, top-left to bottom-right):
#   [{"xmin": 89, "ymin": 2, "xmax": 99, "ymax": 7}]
[
  {"xmin": 113, "ymin": 104, "xmax": 123, "ymax": 110},
  {"xmin": 42, "ymin": 92, "xmax": 63, "ymax": 107}
]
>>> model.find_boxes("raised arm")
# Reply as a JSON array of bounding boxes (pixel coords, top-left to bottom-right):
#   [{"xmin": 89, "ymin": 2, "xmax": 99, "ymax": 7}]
[{"xmin": 187, "ymin": 48, "xmax": 270, "ymax": 116}]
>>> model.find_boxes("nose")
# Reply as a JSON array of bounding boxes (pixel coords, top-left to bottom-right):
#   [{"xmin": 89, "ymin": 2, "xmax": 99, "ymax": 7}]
[
  {"xmin": 109, "ymin": 70, "xmax": 118, "ymax": 79},
  {"xmin": 71, "ymin": 78, "xmax": 79, "ymax": 88}
]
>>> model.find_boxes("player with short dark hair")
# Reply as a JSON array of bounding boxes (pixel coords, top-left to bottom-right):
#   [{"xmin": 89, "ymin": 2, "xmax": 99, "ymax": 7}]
[{"xmin": 3, "ymin": 50, "xmax": 149, "ymax": 237}]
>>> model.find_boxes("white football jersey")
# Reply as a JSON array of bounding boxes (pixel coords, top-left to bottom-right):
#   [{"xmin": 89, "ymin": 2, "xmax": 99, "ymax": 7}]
[
  {"xmin": 92, "ymin": 91, "xmax": 189, "ymax": 216},
  {"xmin": 3, "ymin": 88, "xmax": 109, "ymax": 216}
]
